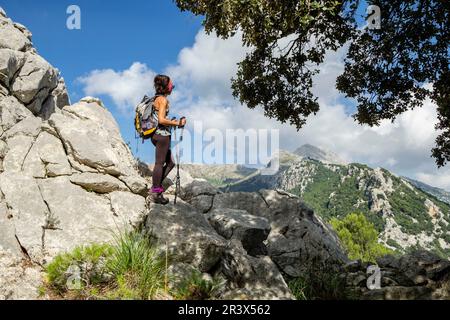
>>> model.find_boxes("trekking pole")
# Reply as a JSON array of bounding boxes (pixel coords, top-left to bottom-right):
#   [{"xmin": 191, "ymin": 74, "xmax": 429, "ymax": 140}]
[{"xmin": 174, "ymin": 117, "xmax": 185, "ymax": 205}]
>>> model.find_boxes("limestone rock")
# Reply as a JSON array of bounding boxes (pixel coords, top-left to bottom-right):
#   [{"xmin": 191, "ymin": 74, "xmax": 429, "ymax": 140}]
[
  {"xmin": 109, "ymin": 191, "xmax": 147, "ymax": 228},
  {"xmin": 180, "ymin": 179, "xmax": 220, "ymax": 201},
  {"xmin": 69, "ymin": 172, "xmax": 128, "ymax": 194},
  {"xmin": 0, "ymin": 11, "xmax": 152, "ymax": 300},
  {"xmin": 211, "ymin": 192, "xmax": 270, "ymax": 218},
  {"xmin": 0, "ymin": 83, "xmax": 7, "ymax": 96},
  {"xmin": 210, "ymin": 189, "xmax": 348, "ymax": 277},
  {"xmin": 218, "ymin": 240, "xmax": 293, "ymax": 300},
  {"xmin": 0, "ymin": 202, "xmax": 21, "ymax": 256},
  {"xmin": 39, "ymin": 78, "xmax": 70, "ymax": 120},
  {"xmin": 145, "ymin": 198, "xmax": 227, "ymax": 272},
  {"xmin": 13, "ymin": 23, "xmax": 32, "ymax": 41},
  {"xmin": 0, "ymin": 95, "xmax": 33, "ymax": 135},
  {"xmin": 207, "ymin": 208, "xmax": 270, "ymax": 256},
  {"xmin": 2, "ymin": 135, "xmax": 35, "ymax": 173},
  {"xmin": 0, "ymin": 15, "xmax": 32, "ymax": 51},
  {"xmin": 4, "ymin": 115, "xmax": 42, "ymax": 139},
  {"xmin": 0, "ymin": 172, "xmax": 49, "ymax": 261},
  {"xmin": 36, "ymin": 176, "xmax": 118, "ymax": 259},
  {"xmin": 362, "ymin": 286, "xmax": 433, "ymax": 300},
  {"xmin": 119, "ymin": 174, "xmax": 148, "ymax": 196},
  {"xmin": 0, "ymin": 48, "xmax": 25, "ymax": 87},
  {"xmin": 0, "ymin": 140, "xmax": 8, "ymax": 159},
  {"xmin": 189, "ymin": 194, "xmax": 214, "ymax": 214},
  {"xmin": 0, "ymin": 248, "xmax": 42, "ymax": 300},
  {"xmin": 11, "ymin": 53, "xmax": 58, "ymax": 113},
  {"xmin": 346, "ymin": 251, "xmax": 450, "ymax": 300},
  {"xmin": 48, "ymin": 100, "xmax": 143, "ymax": 182},
  {"xmin": 24, "ymin": 131, "xmax": 71, "ymax": 178}
]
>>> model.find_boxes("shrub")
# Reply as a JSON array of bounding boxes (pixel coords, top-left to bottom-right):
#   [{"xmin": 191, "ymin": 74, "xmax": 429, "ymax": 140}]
[{"xmin": 331, "ymin": 212, "xmax": 394, "ymax": 263}]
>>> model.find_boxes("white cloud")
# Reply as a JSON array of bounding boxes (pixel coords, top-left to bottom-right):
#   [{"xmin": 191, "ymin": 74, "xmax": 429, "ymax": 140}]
[
  {"xmin": 78, "ymin": 28, "xmax": 450, "ymax": 191},
  {"xmin": 166, "ymin": 30, "xmax": 250, "ymax": 107},
  {"xmin": 77, "ymin": 62, "xmax": 156, "ymax": 113}
]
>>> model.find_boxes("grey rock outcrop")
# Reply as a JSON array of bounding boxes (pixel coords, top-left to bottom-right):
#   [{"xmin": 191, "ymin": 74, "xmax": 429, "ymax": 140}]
[
  {"xmin": 0, "ymin": 11, "xmax": 32, "ymax": 52},
  {"xmin": 146, "ymin": 198, "xmax": 227, "ymax": 272},
  {"xmin": 0, "ymin": 92, "xmax": 149, "ymax": 264},
  {"xmin": 219, "ymin": 240, "xmax": 293, "ymax": 300},
  {"xmin": 0, "ymin": 11, "xmax": 149, "ymax": 299},
  {"xmin": 207, "ymin": 208, "xmax": 270, "ymax": 256},
  {"xmin": 176, "ymin": 182, "xmax": 349, "ymax": 297},
  {"xmin": 195, "ymin": 188, "xmax": 348, "ymax": 277},
  {"xmin": 144, "ymin": 195, "xmax": 294, "ymax": 300},
  {"xmin": 344, "ymin": 251, "xmax": 450, "ymax": 300}
]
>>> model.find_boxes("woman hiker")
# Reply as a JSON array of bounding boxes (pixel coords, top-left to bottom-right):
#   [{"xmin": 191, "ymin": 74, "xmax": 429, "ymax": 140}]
[{"xmin": 150, "ymin": 74, "xmax": 186, "ymax": 205}]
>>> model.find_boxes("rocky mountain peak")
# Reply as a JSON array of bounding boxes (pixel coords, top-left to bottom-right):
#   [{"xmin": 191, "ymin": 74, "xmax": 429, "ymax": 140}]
[{"xmin": 294, "ymin": 144, "xmax": 347, "ymax": 165}]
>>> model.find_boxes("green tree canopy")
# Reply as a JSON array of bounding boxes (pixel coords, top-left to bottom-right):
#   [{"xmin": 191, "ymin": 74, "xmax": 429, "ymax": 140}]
[
  {"xmin": 174, "ymin": 0, "xmax": 449, "ymax": 167},
  {"xmin": 331, "ymin": 212, "xmax": 393, "ymax": 262}
]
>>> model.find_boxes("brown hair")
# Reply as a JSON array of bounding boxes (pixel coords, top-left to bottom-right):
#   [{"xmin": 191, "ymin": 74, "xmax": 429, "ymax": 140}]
[{"xmin": 154, "ymin": 74, "xmax": 171, "ymax": 95}]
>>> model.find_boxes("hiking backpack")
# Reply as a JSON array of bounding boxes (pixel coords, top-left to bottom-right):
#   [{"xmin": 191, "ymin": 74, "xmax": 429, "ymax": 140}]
[{"xmin": 134, "ymin": 95, "xmax": 158, "ymax": 140}]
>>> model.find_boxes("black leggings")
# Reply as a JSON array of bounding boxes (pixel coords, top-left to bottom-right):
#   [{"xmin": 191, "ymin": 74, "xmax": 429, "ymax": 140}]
[{"xmin": 151, "ymin": 134, "xmax": 175, "ymax": 188}]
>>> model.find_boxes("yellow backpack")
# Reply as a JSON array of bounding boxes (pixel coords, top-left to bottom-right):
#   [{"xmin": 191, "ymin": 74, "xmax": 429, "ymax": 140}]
[{"xmin": 134, "ymin": 95, "xmax": 158, "ymax": 140}]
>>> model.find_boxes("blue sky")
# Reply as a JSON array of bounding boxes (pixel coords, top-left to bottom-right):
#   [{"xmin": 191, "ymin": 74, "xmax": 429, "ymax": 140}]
[{"xmin": 2, "ymin": 1, "xmax": 450, "ymax": 190}]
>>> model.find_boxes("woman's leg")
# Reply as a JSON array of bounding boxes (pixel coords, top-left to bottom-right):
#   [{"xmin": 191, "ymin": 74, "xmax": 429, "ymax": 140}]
[
  {"xmin": 161, "ymin": 148, "xmax": 175, "ymax": 181},
  {"xmin": 152, "ymin": 134, "xmax": 171, "ymax": 188}
]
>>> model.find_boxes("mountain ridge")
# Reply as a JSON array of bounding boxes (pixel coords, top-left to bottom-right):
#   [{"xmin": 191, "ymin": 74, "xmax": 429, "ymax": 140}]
[{"xmin": 182, "ymin": 146, "xmax": 450, "ymax": 258}]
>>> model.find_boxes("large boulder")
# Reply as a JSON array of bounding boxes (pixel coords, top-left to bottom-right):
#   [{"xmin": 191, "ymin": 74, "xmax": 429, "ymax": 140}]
[
  {"xmin": 207, "ymin": 208, "xmax": 270, "ymax": 256},
  {"xmin": 203, "ymin": 189, "xmax": 348, "ymax": 277},
  {"xmin": 0, "ymin": 13, "xmax": 32, "ymax": 52},
  {"xmin": 0, "ymin": 48, "xmax": 26, "ymax": 88},
  {"xmin": 145, "ymin": 198, "xmax": 227, "ymax": 272},
  {"xmin": 11, "ymin": 52, "xmax": 58, "ymax": 113},
  {"xmin": 0, "ymin": 95, "xmax": 33, "ymax": 136},
  {"xmin": 259, "ymin": 189, "xmax": 348, "ymax": 277},
  {"xmin": 48, "ymin": 97, "xmax": 148, "ymax": 194},
  {"xmin": 344, "ymin": 251, "xmax": 450, "ymax": 300},
  {"xmin": 0, "ymin": 11, "xmax": 68, "ymax": 118},
  {"xmin": 218, "ymin": 240, "xmax": 293, "ymax": 300}
]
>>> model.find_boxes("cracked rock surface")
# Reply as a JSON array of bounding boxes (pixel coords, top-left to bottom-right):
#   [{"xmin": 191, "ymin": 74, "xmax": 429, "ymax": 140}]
[{"xmin": 0, "ymin": 9, "xmax": 148, "ymax": 299}]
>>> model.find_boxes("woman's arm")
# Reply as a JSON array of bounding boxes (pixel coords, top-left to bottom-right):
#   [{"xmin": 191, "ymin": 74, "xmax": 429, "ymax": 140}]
[{"xmin": 155, "ymin": 97, "xmax": 179, "ymax": 127}]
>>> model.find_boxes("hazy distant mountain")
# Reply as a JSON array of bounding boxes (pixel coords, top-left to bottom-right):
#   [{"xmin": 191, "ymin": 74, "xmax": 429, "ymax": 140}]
[
  {"xmin": 182, "ymin": 164, "xmax": 258, "ymax": 186},
  {"xmin": 403, "ymin": 177, "xmax": 450, "ymax": 205},
  {"xmin": 294, "ymin": 144, "xmax": 347, "ymax": 165}
]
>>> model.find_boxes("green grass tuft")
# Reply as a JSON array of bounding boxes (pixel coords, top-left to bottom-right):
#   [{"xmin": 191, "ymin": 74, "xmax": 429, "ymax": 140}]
[
  {"xmin": 44, "ymin": 230, "xmax": 168, "ymax": 300},
  {"xmin": 173, "ymin": 270, "xmax": 225, "ymax": 300}
]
